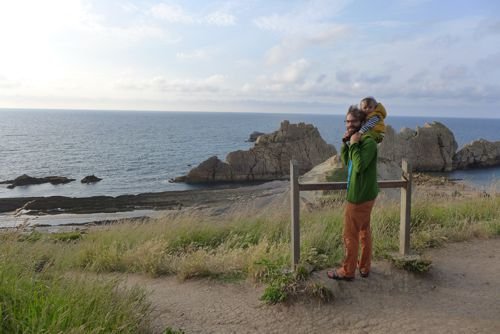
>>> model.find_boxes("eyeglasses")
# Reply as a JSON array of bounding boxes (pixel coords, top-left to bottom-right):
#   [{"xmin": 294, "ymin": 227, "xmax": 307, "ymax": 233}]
[{"xmin": 344, "ymin": 120, "xmax": 359, "ymax": 124}]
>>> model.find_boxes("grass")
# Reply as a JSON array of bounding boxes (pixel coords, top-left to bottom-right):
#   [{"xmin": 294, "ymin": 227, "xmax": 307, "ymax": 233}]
[
  {"xmin": 0, "ymin": 246, "xmax": 151, "ymax": 333},
  {"xmin": 0, "ymin": 188, "xmax": 499, "ymax": 326}
]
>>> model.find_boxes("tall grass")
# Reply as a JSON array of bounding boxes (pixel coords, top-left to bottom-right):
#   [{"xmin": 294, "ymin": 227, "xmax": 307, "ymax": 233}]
[
  {"xmin": 0, "ymin": 240, "xmax": 151, "ymax": 334},
  {"xmin": 1, "ymin": 192, "xmax": 498, "ymax": 322},
  {"xmin": 3, "ymin": 194, "xmax": 497, "ymax": 283}
]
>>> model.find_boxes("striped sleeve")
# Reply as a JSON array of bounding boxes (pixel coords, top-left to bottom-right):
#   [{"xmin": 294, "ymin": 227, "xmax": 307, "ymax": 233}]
[{"xmin": 359, "ymin": 115, "xmax": 380, "ymax": 134}]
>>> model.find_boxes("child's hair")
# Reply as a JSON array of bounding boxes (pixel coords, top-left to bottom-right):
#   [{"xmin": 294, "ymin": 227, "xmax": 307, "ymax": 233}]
[{"xmin": 360, "ymin": 96, "xmax": 377, "ymax": 108}]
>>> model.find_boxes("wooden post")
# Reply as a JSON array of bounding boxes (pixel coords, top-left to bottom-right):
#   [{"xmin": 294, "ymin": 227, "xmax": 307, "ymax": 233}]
[
  {"xmin": 400, "ymin": 159, "xmax": 412, "ymax": 255},
  {"xmin": 290, "ymin": 160, "xmax": 300, "ymax": 269}
]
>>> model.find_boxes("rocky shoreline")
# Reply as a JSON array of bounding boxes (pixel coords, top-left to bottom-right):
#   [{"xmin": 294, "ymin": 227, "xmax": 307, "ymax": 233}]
[
  {"xmin": 174, "ymin": 121, "xmax": 500, "ymax": 183},
  {"xmin": 0, "ymin": 181, "xmax": 289, "ymax": 216}
]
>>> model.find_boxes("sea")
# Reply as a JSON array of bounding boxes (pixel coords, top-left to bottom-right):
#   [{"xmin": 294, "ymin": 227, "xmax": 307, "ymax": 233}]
[{"xmin": 1, "ymin": 109, "xmax": 500, "ymax": 199}]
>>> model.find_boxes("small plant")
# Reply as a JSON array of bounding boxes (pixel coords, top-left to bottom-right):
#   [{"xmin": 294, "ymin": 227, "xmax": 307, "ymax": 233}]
[
  {"xmin": 51, "ymin": 231, "xmax": 83, "ymax": 242},
  {"xmin": 305, "ymin": 282, "xmax": 333, "ymax": 303},
  {"xmin": 260, "ymin": 271, "xmax": 297, "ymax": 304},
  {"xmin": 17, "ymin": 231, "xmax": 42, "ymax": 242},
  {"xmin": 390, "ymin": 255, "xmax": 432, "ymax": 273},
  {"xmin": 255, "ymin": 258, "xmax": 333, "ymax": 304},
  {"xmin": 302, "ymin": 247, "xmax": 328, "ymax": 270}
]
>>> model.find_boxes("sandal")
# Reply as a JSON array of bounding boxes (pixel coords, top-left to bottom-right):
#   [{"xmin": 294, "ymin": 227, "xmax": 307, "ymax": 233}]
[
  {"xmin": 359, "ymin": 270, "xmax": 370, "ymax": 278},
  {"xmin": 327, "ymin": 269, "xmax": 354, "ymax": 281}
]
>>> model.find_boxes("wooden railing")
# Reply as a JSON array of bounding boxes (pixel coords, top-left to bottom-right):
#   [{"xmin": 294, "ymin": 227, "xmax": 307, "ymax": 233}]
[{"xmin": 290, "ymin": 159, "xmax": 412, "ymax": 269}]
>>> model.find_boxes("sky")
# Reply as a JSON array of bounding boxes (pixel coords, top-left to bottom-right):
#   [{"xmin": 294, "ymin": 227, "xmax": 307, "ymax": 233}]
[{"xmin": 0, "ymin": 0, "xmax": 499, "ymax": 117}]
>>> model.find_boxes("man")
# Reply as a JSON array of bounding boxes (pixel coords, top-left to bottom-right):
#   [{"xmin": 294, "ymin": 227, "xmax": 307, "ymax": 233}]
[{"xmin": 327, "ymin": 106, "xmax": 379, "ymax": 281}]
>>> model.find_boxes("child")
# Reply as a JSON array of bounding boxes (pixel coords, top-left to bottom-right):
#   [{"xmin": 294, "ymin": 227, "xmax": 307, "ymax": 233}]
[{"xmin": 358, "ymin": 96, "xmax": 387, "ymax": 143}]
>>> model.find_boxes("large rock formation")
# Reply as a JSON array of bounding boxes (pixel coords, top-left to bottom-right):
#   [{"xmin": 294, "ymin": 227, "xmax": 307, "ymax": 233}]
[
  {"xmin": 378, "ymin": 122, "xmax": 458, "ymax": 172},
  {"xmin": 175, "ymin": 121, "xmax": 336, "ymax": 183},
  {"xmin": 453, "ymin": 139, "xmax": 500, "ymax": 169}
]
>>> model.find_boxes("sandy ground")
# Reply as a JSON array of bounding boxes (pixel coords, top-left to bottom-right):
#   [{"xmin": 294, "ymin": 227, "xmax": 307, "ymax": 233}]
[{"xmin": 123, "ymin": 238, "xmax": 500, "ymax": 334}]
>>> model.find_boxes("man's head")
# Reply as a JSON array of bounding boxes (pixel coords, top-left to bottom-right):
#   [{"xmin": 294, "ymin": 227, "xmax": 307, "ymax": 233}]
[
  {"xmin": 360, "ymin": 96, "xmax": 377, "ymax": 115},
  {"xmin": 345, "ymin": 105, "xmax": 366, "ymax": 134}
]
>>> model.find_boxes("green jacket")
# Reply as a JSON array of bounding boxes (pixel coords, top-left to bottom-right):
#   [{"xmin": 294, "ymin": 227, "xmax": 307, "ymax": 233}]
[{"xmin": 340, "ymin": 135, "xmax": 379, "ymax": 203}]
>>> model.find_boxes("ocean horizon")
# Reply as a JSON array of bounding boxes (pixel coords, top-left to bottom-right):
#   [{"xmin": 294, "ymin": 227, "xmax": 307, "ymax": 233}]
[{"xmin": 1, "ymin": 108, "xmax": 499, "ymax": 199}]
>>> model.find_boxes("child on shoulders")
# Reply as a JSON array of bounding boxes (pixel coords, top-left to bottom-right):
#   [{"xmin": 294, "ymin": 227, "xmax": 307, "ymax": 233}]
[{"xmin": 358, "ymin": 96, "xmax": 387, "ymax": 143}]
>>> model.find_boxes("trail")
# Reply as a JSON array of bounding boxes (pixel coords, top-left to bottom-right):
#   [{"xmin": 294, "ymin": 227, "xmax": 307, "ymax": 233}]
[{"xmin": 123, "ymin": 238, "xmax": 500, "ymax": 334}]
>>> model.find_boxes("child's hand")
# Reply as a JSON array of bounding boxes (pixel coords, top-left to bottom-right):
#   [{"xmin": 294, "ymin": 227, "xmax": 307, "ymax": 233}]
[{"xmin": 342, "ymin": 131, "xmax": 351, "ymax": 143}]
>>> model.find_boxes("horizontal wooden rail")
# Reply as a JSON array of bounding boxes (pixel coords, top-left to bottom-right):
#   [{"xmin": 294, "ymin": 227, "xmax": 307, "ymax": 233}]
[{"xmin": 298, "ymin": 180, "xmax": 407, "ymax": 191}]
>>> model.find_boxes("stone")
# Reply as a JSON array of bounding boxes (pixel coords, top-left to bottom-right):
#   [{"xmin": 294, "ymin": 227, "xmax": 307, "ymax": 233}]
[
  {"xmin": 452, "ymin": 139, "xmax": 500, "ymax": 169},
  {"xmin": 2, "ymin": 174, "xmax": 76, "ymax": 189},
  {"xmin": 378, "ymin": 122, "xmax": 458, "ymax": 172},
  {"xmin": 81, "ymin": 175, "xmax": 103, "ymax": 184},
  {"xmin": 174, "ymin": 121, "xmax": 336, "ymax": 183},
  {"xmin": 247, "ymin": 131, "xmax": 265, "ymax": 142}
]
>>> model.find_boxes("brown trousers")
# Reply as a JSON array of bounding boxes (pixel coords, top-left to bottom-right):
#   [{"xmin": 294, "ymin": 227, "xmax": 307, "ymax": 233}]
[{"xmin": 339, "ymin": 200, "xmax": 376, "ymax": 277}]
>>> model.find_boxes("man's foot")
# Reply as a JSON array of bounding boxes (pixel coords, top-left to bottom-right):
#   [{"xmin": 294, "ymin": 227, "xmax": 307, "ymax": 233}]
[
  {"xmin": 327, "ymin": 268, "xmax": 354, "ymax": 281},
  {"xmin": 359, "ymin": 270, "xmax": 370, "ymax": 278}
]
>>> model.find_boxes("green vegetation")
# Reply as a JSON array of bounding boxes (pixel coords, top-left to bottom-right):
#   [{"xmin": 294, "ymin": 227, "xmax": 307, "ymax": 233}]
[
  {"xmin": 390, "ymin": 255, "xmax": 432, "ymax": 273},
  {"xmin": 0, "ymin": 192, "xmax": 499, "ymax": 330},
  {"xmin": 0, "ymin": 242, "xmax": 151, "ymax": 333}
]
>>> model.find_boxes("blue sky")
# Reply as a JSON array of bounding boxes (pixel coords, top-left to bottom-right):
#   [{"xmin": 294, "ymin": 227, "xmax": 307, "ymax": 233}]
[{"xmin": 0, "ymin": 0, "xmax": 499, "ymax": 117}]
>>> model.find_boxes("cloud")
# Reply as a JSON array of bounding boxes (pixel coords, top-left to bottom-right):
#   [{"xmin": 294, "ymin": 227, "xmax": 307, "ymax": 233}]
[
  {"xmin": 150, "ymin": 3, "xmax": 194, "ymax": 24},
  {"xmin": 176, "ymin": 49, "xmax": 211, "ymax": 60},
  {"xmin": 0, "ymin": 75, "xmax": 20, "ymax": 89},
  {"xmin": 335, "ymin": 70, "xmax": 353, "ymax": 83},
  {"xmin": 150, "ymin": 3, "xmax": 235, "ymax": 26},
  {"xmin": 120, "ymin": 3, "xmax": 139, "ymax": 13},
  {"xmin": 264, "ymin": 25, "xmax": 349, "ymax": 64},
  {"xmin": 357, "ymin": 73, "xmax": 392, "ymax": 85},
  {"xmin": 476, "ymin": 52, "xmax": 500, "ymax": 72},
  {"xmin": 115, "ymin": 74, "xmax": 226, "ymax": 93},
  {"xmin": 205, "ymin": 11, "xmax": 236, "ymax": 26},
  {"xmin": 254, "ymin": 1, "xmax": 351, "ymax": 64},
  {"xmin": 440, "ymin": 65, "xmax": 469, "ymax": 81},
  {"xmin": 476, "ymin": 19, "xmax": 500, "ymax": 36},
  {"xmin": 273, "ymin": 59, "xmax": 311, "ymax": 84},
  {"xmin": 241, "ymin": 59, "xmax": 336, "ymax": 98}
]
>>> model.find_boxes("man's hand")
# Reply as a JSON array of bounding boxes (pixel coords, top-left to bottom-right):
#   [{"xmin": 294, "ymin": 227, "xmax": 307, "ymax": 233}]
[{"xmin": 350, "ymin": 132, "xmax": 361, "ymax": 144}]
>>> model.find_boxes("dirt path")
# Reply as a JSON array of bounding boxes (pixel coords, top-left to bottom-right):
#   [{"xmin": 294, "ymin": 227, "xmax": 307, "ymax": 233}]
[{"xmin": 124, "ymin": 238, "xmax": 500, "ymax": 334}]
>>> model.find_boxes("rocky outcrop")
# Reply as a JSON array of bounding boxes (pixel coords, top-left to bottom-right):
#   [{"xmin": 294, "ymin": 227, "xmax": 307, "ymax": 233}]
[
  {"xmin": 81, "ymin": 175, "xmax": 103, "ymax": 184},
  {"xmin": 247, "ymin": 131, "xmax": 265, "ymax": 142},
  {"xmin": 1, "ymin": 174, "xmax": 75, "ymax": 189},
  {"xmin": 175, "ymin": 121, "xmax": 336, "ymax": 183},
  {"xmin": 453, "ymin": 139, "xmax": 500, "ymax": 169},
  {"xmin": 378, "ymin": 122, "xmax": 458, "ymax": 172}
]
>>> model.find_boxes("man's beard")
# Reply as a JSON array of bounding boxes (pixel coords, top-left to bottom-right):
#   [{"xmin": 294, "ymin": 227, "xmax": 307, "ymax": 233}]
[
  {"xmin": 347, "ymin": 125, "xmax": 361, "ymax": 135},
  {"xmin": 343, "ymin": 125, "xmax": 361, "ymax": 143}
]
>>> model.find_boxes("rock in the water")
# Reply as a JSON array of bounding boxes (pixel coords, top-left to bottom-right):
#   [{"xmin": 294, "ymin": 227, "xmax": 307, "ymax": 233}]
[
  {"xmin": 175, "ymin": 120, "xmax": 336, "ymax": 183},
  {"xmin": 174, "ymin": 156, "xmax": 233, "ymax": 183},
  {"xmin": 378, "ymin": 122, "xmax": 458, "ymax": 172},
  {"xmin": 247, "ymin": 131, "xmax": 265, "ymax": 142},
  {"xmin": 453, "ymin": 139, "xmax": 500, "ymax": 169},
  {"xmin": 3, "ymin": 174, "xmax": 76, "ymax": 189},
  {"xmin": 81, "ymin": 175, "xmax": 103, "ymax": 184}
]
